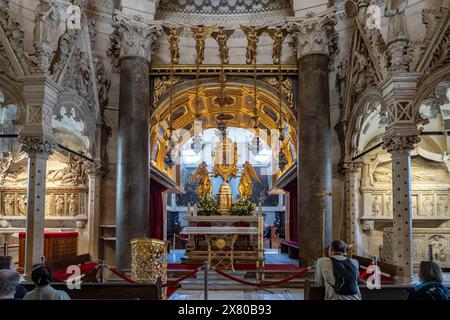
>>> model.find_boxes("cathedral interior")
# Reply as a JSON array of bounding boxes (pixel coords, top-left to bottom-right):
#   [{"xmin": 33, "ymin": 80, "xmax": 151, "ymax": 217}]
[{"xmin": 0, "ymin": 0, "xmax": 450, "ymax": 301}]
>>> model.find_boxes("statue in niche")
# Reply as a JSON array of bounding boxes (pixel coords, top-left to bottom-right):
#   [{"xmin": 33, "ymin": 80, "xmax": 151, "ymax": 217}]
[
  {"xmin": 17, "ymin": 195, "xmax": 26, "ymax": 215},
  {"xmin": 68, "ymin": 194, "xmax": 78, "ymax": 216},
  {"xmin": 352, "ymin": 50, "xmax": 368, "ymax": 95},
  {"xmin": 361, "ymin": 154, "xmax": 380, "ymax": 187},
  {"xmin": 386, "ymin": 195, "xmax": 392, "ymax": 216},
  {"xmin": 437, "ymin": 196, "xmax": 448, "ymax": 216},
  {"xmin": 372, "ymin": 195, "xmax": 382, "ymax": 216},
  {"xmin": 33, "ymin": 0, "xmax": 56, "ymax": 45},
  {"xmin": 3, "ymin": 194, "xmax": 14, "ymax": 216},
  {"xmin": 47, "ymin": 154, "xmax": 86, "ymax": 186},
  {"xmin": 429, "ymin": 235, "xmax": 447, "ymax": 263},
  {"xmin": 422, "ymin": 196, "xmax": 434, "ymax": 216},
  {"xmin": 55, "ymin": 195, "xmax": 65, "ymax": 216}
]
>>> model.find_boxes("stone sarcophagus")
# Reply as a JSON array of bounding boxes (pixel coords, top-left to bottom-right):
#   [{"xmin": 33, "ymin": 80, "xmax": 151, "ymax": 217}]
[{"xmin": 380, "ymin": 228, "xmax": 450, "ymax": 268}]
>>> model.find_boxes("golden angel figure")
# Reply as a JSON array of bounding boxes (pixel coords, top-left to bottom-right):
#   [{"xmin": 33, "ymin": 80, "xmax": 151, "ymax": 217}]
[
  {"xmin": 267, "ymin": 26, "xmax": 287, "ymax": 64},
  {"xmin": 191, "ymin": 25, "xmax": 215, "ymax": 65},
  {"xmin": 238, "ymin": 161, "xmax": 260, "ymax": 200},
  {"xmin": 163, "ymin": 26, "xmax": 183, "ymax": 64},
  {"xmin": 192, "ymin": 161, "xmax": 212, "ymax": 199},
  {"xmin": 211, "ymin": 27, "xmax": 234, "ymax": 65},
  {"xmin": 240, "ymin": 25, "xmax": 266, "ymax": 64}
]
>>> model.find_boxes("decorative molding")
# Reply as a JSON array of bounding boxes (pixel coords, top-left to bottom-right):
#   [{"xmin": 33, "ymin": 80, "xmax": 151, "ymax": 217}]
[
  {"xmin": 108, "ymin": 10, "xmax": 162, "ymax": 70},
  {"xmin": 286, "ymin": 8, "xmax": 337, "ymax": 60}
]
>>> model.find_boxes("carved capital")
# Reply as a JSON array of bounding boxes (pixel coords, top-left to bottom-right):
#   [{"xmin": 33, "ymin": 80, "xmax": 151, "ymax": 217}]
[
  {"xmin": 19, "ymin": 135, "xmax": 54, "ymax": 156},
  {"xmin": 84, "ymin": 161, "xmax": 102, "ymax": 176},
  {"xmin": 286, "ymin": 8, "xmax": 336, "ymax": 60},
  {"xmin": 382, "ymin": 130, "xmax": 421, "ymax": 153},
  {"xmin": 339, "ymin": 160, "xmax": 362, "ymax": 174},
  {"xmin": 108, "ymin": 10, "xmax": 162, "ymax": 69}
]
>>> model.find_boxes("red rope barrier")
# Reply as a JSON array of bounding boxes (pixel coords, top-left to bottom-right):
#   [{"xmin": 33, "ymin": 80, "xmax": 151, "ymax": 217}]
[
  {"xmin": 52, "ymin": 263, "xmax": 99, "ymax": 283},
  {"xmin": 214, "ymin": 267, "xmax": 310, "ymax": 287},
  {"xmin": 106, "ymin": 266, "xmax": 138, "ymax": 284},
  {"xmin": 164, "ymin": 266, "xmax": 203, "ymax": 288}
]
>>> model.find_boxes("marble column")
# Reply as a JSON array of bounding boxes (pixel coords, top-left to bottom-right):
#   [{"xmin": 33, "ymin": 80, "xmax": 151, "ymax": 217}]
[
  {"xmin": 109, "ymin": 10, "xmax": 162, "ymax": 271},
  {"xmin": 287, "ymin": 9, "xmax": 335, "ymax": 266},
  {"xmin": 381, "ymin": 74, "xmax": 422, "ymax": 283},
  {"xmin": 85, "ymin": 162, "xmax": 102, "ymax": 260},
  {"xmin": 21, "ymin": 138, "xmax": 53, "ymax": 275},
  {"xmin": 340, "ymin": 161, "xmax": 361, "ymax": 254}
]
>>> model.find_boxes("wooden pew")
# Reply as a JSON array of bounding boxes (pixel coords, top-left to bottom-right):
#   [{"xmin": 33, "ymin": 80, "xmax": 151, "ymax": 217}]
[
  {"xmin": 21, "ymin": 279, "xmax": 163, "ymax": 300},
  {"xmin": 303, "ymin": 278, "xmax": 450, "ymax": 300}
]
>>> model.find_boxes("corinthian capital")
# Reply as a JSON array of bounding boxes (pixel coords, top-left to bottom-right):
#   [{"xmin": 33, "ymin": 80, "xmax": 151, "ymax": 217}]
[
  {"xmin": 108, "ymin": 10, "xmax": 162, "ymax": 69},
  {"xmin": 19, "ymin": 135, "xmax": 55, "ymax": 157},
  {"xmin": 382, "ymin": 126, "xmax": 421, "ymax": 153},
  {"xmin": 286, "ymin": 7, "xmax": 337, "ymax": 60}
]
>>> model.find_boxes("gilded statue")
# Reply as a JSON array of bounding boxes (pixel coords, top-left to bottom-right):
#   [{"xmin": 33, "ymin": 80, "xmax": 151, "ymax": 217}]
[
  {"xmin": 191, "ymin": 25, "xmax": 215, "ymax": 65},
  {"xmin": 238, "ymin": 161, "xmax": 260, "ymax": 200},
  {"xmin": 240, "ymin": 26, "xmax": 266, "ymax": 64},
  {"xmin": 163, "ymin": 26, "xmax": 183, "ymax": 64},
  {"xmin": 211, "ymin": 27, "xmax": 234, "ymax": 65},
  {"xmin": 267, "ymin": 26, "xmax": 287, "ymax": 64},
  {"xmin": 33, "ymin": 0, "xmax": 56, "ymax": 45},
  {"xmin": 192, "ymin": 161, "xmax": 212, "ymax": 199}
]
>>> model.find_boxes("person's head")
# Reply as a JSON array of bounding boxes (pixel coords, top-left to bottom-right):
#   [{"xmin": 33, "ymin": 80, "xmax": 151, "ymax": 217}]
[
  {"xmin": 31, "ymin": 264, "xmax": 52, "ymax": 287},
  {"xmin": 419, "ymin": 261, "xmax": 443, "ymax": 283},
  {"xmin": 0, "ymin": 256, "xmax": 16, "ymax": 271},
  {"xmin": 0, "ymin": 270, "xmax": 20, "ymax": 299},
  {"xmin": 328, "ymin": 240, "xmax": 348, "ymax": 256}
]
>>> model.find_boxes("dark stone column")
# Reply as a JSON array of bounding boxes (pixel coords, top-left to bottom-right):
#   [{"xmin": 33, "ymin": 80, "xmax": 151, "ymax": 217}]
[
  {"xmin": 109, "ymin": 11, "xmax": 162, "ymax": 271},
  {"xmin": 116, "ymin": 57, "xmax": 150, "ymax": 271},
  {"xmin": 297, "ymin": 54, "xmax": 332, "ymax": 266},
  {"xmin": 287, "ymin": 10, "xmax": 335, "ymax": 266}
]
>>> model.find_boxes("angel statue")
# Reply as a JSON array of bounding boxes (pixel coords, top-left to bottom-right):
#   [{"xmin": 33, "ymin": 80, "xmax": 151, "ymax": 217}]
[
  {"xmin": 238, "ymin": 161, "xmax": 260, "ymax": 200},
  {"xmin": 212, "ymin": 27, "xmax": 234, "ymax": 65},
  {"xmin": 34, "ymin": 0, "xmax": 56, "ymax": 45},
  {"xmin": 192, "ymin": 161, "xmax": 212, "ymax": 199},
  {"xmin": 191, "ymin": 25, "xmax": 215, "ymax": 65},
  {"xmin": 240, "ymin": 25, "xmax": 266, "ymax": 64},
  {"xmin": 267, "ymin": 26, "xmax": 287, "ymax": 64},
  {"xmin": 163, "ymin": 26, "xmax": 183, "ymax": 64}
]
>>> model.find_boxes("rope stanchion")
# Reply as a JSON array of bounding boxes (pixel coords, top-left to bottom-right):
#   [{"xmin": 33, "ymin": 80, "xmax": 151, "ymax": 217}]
[
  {"xmin": 214, "ymin": 267, "xmax": 310, "ymax": 287},
  {"xmin": 106, "ymin": 266, "xmax": 138, "ymax": 284},
  {"xmin": 164, "ymin": 266, "xmax": 203, "ymax": 288}
]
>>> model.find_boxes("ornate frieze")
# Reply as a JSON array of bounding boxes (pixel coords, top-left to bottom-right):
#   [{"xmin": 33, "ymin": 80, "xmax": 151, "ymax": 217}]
[
  {"xmin": 108, "ymin": 10, "xmax": 162, "ymax": 70},
  {"xmin": 152, "ymin": 76, "xmax": 183, "ymax": 106},
  {"xmin": 286, "ymin": 8, "xmax": 337, "ymax": 60}
]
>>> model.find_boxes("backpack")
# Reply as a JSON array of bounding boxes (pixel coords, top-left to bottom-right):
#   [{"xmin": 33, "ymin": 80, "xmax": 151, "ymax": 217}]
[{"xmin": 328, "ymin": 257, "xmax": 359, "ymax": 296}]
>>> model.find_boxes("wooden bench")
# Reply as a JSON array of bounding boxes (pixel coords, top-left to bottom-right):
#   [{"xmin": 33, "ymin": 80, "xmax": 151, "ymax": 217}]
[
  {"xmin": 21, "ymin": 280, "xmax": 163, "ymax": 300},
  {"xmin": 304, "ymin": 278, "xmax": 450, "ymax": 300},
  {"xmin": 280, "ymin": 240, "xmax": 299, "ymax": 259}
]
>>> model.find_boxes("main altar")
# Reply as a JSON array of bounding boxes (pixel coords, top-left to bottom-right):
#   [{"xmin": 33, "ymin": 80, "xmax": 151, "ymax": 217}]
[{"xmin": 180, "ymin": 130, "xmax": 264, "ymax": 272}]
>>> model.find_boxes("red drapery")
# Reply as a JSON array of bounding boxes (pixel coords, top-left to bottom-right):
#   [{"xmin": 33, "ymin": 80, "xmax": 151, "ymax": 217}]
[
  {"xmin": 285, "ymin": 178, "xmax": 298, "ymax": 242},
  {"xmin": 148, "ymin": 179, "xmax": 168, "ymax": 240}
]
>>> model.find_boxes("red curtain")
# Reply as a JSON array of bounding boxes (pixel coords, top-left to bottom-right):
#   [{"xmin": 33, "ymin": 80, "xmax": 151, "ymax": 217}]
[
  {"xmin": 285, "ymin": 178, "xmax": 298, "ymax": 242},
  {"xmin": 148, "ymin": 179, "xmax": 168, "ymax": 240}
]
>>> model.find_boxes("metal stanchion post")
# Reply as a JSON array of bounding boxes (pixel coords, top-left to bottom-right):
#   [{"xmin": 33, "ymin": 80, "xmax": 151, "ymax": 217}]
[
  {"xmin": 99, "ymin": 260, "xmax": 106, "ymax": 283},
  {"xmin": 2, "ymin": 242, "xmax": 7, "ymax": 256},
  {"xmin": 204, "ymin": 261, "xmax": 208, "ymax": 301}
]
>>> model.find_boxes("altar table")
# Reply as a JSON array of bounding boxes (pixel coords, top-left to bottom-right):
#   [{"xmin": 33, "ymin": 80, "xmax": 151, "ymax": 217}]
[{"xmin": 180, "ymin": 226, "xmax": 260, "ymax": 271}]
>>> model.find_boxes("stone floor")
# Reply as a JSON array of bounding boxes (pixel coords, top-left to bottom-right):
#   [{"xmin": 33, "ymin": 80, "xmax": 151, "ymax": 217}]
[{"xmin": 169, "ymin": 288, "xmax": 304, "ymax": 300}]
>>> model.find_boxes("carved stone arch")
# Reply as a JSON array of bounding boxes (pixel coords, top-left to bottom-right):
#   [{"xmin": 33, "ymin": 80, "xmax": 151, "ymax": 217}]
[
  {"xmin": 413, "ymin": 64, "xmax": 450, "ymax": 120},
  {"xmin": 344, "ymin": 86, "xmax": 383, "ymax": 158},
  {"xmin": 53, "ymin": 91, "xmax": 96, "ymax": 155}
]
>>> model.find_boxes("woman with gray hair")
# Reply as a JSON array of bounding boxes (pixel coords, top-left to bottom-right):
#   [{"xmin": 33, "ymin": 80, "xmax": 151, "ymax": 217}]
[{"xmin": 0, "ymin": 270, "xmax": 20, "ymax": 300}]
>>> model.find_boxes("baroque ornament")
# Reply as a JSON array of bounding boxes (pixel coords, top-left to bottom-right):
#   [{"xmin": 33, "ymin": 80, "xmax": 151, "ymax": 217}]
[
  {"xmin": 286, "ymin": 9, "xmax": 336, "ymax": 60},
  {"xmin": 108, "ymin": 10, "xmax": 162, "ymax": 70}
]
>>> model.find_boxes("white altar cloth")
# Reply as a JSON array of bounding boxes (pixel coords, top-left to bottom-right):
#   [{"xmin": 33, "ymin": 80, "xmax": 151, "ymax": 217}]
[{"xmin": 180, "ymin": 226, "xmax": 258, "ymax": 235}]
